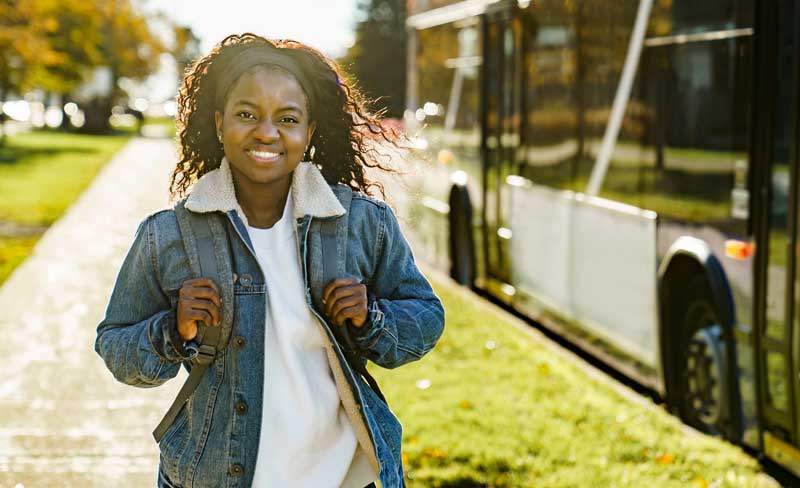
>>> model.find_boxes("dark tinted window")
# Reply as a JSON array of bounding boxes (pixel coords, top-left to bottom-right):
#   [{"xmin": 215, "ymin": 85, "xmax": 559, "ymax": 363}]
[
  {"xmin": 517, "ymin": 0, "xmax": 753, "ymax": 229},
  {"xmin": 640, "ymin": 0, "xmax": 753, "ymax": 231}
]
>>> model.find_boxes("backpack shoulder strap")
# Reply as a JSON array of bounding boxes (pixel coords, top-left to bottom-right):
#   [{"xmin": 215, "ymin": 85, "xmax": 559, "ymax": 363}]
[
  {"xmin": 319, "ymin": 187, "xmax": 386, "ymax": 404},
  {"xmin": 153, "ymin": 209, "xmax": 228, "ymax": 442}
]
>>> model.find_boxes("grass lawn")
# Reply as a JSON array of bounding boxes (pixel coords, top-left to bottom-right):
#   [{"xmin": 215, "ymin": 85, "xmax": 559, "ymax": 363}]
[
  {"xmin": 372, "ymin": 275, "xmax": 779, "ymax": 487},
  {"xmin": 0, "ymin": 130, "xmax": 132, "ymax": 284}
]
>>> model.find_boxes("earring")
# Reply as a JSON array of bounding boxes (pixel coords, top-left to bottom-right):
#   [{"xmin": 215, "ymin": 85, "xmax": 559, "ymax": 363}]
[
  {"xmin": 217, "ymin": 134, "xmax": 223, "ymax": 144},
  {"xmin": 309, "ymin": 145, "xmax": 316, "ymax": 159}
]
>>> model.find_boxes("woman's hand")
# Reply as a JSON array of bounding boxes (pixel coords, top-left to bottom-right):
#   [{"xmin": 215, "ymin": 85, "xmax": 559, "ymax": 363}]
[
  {"xmin": 322, "ymin": 277, "xmax": 368, "ymax": 328},
  {"xmin": 176, "ymin": 278, "xmax": 221, "ymax": 341}
]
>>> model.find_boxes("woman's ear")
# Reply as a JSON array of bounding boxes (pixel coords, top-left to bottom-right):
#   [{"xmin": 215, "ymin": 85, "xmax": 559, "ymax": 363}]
[
  {"xmin": 307, "ymin": 121, "xmax": 316, "ymax": 144},
  {"xmin": 214, "ymin": 110, "xmax": 223, "ymax": 142}
]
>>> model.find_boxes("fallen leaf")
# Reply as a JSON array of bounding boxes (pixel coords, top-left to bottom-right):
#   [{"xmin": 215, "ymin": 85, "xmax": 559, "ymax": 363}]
[
  {"xmin": 423, "ymin": 448, "xmax": 446, "ymax": 459},
  {"xmin": 691, "ymin": 476, "xmax": 708, "ymax": 488},
  {"xmin": 538, "ymin": 363, "xmax": 550, "ymax": 375},
  {"xmin": 459, "ymin": 399, "xmax": 472, "ymax": 409},
  {"xmin": 656, "ymin": 453, "xmax": 674, "ymax": 465}
]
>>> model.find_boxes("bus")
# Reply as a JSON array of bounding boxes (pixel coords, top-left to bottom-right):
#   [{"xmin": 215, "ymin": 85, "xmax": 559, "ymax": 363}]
[{"xmin": 402, "ymin": 0, "xmax": 800, "ymax": 475}]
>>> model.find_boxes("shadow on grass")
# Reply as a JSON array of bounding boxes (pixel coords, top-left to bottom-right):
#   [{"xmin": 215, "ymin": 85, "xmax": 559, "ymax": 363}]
[{"xmin": 0, "ymin": 144, "xmax": 99, "ymax": 164}]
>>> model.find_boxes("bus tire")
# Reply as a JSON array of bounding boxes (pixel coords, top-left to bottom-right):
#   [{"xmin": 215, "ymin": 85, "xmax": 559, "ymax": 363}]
[
  {"xmin": 448, "ymin": 186, "xmax": 475, "ymax": 287},
  {"xmin": 674, "ymin": 275, "xmax": 733, "ymax": 436}
]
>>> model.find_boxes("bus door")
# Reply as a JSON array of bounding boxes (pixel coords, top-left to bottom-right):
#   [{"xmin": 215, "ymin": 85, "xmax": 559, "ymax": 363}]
[
  {"xmin": 482, "ymin": 5, "xmax": 521, "ymax": 298},
  {"xmin": 755, "ymin": 0, "xmax": 800, "ymax": 470}
]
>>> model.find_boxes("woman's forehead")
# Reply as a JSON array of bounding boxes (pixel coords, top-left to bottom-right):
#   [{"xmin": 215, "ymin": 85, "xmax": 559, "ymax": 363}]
[{"xmin": 226, "ymin": 66, "xmax": 309, "ymax": 109}]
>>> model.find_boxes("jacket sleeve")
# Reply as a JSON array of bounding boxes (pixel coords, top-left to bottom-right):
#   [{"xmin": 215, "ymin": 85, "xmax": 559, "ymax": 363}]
[
  {"xmin": 349, "ymin": 204, "xmax": 445, "ymax": 369},
  {"xmin": 94, "ymin": 216, "xmax": 192, "ymax": 387}
]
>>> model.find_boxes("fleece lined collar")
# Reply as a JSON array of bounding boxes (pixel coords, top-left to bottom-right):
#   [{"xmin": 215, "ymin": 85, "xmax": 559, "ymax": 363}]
[{"xmin": 185, "ymin": 157, "xmax": 346, "ymax": 224}]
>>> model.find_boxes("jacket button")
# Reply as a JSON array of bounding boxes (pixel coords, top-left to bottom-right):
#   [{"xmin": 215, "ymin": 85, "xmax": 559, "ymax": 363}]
[
  {"xmin": 229, "ymin": 464, "xmax": 244, "ymax": 477},
  {"xmin": 239, "ymin": 274, "xmax": 253, "ymax": 286},
  {"xmin": 235, "ymin": 402, "xmax": 248, "ymax": 414},
  {"xmin": 235, "ymin": 336, "xmax": 246, "ymax": 348}
]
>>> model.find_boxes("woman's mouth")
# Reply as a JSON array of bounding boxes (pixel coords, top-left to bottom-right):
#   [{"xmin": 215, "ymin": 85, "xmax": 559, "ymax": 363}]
[{"xmin": 246, "ymin": 149, "xmax": 283, "ymax": 163}]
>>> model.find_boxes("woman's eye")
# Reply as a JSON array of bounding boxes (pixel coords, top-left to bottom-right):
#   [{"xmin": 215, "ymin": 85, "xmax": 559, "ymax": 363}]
[
  {"xmin": 237, "ymin": 111, "xmax": 255, "ymax": 120},
  {"xmin": 280, "ymin": 116, "xmax": 299, "ymax": 124}
]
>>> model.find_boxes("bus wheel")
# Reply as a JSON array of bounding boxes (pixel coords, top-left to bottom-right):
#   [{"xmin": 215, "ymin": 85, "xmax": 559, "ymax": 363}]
[
  {"xmin": 677, "ymin": 282, "xmax": 728, "ymax": 435},
  {"xmin": 448, "ymin": 188, "xmax": 474, "ymax": 287}
]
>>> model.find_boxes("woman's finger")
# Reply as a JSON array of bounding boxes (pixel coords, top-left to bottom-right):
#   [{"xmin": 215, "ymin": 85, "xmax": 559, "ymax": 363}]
[
  {"xmin": 182, "ymin": 277, "xmax": 220, "ymax": 295},
  {"xmin": 334, "ymin": 304, "xmax": 368, "ymax": 328},
  {"xmin": 325, "ymin": 284, "xmax": 365, "ymax": 317},
  {"xmin": 183, "ymin": 298, "xmax": 220, "ymax": 326},
  {"xmin": 184, "ymin": 286, "xmax": 221, "ymax": 307},
  {"xmin": 328, "ymin": 294, "xmax": 366, "ymax": 321},
  {"xmin": 322, "ymin": 277, "xmax": 360, "ymax": 304},
  {"xmin": 184, "ymin": 308, "xmax": 214, "ymax": 327}
]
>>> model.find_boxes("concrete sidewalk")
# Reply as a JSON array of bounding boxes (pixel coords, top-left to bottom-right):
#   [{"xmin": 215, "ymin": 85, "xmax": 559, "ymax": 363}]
[{"xmin": 0, "ymin": 137, "xmax": 183, "ymax": 487}]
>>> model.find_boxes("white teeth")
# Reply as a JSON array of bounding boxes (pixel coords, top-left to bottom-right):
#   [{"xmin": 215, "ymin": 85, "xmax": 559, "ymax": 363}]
[{"xmin": 248, "ymin": 150, "xmax": 280, "ymax": 159}]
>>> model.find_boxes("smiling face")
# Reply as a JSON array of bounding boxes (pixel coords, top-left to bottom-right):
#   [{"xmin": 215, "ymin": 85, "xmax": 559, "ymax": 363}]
[{"xmin": 214, "ymin": 66, "xmax": 315, "ymax": 196}]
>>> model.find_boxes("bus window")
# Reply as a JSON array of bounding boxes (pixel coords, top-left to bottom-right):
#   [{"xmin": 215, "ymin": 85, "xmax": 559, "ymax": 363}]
[
  {"xmin": 518, "ymin": 4, "xmax": 575, "ymax": 190},
  {"xmin": 638, "ymin": 1, "xmax": 753, "ymax": 233},
  {"xmin": 414, "ymin": 21, "xmax": 482, "ymax": 167},
  {"xmin": 519, "ymin": 3, "xmax": 641, "ymax": 197}
]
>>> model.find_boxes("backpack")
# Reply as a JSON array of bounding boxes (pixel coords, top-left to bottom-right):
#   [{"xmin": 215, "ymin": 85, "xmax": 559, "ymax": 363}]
[{"xmin": 152, "ymin": 203, "xmax": 385, "ymax": 443}]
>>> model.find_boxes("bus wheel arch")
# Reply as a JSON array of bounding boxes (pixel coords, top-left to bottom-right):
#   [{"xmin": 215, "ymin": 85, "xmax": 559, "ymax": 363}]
[
  {"xmin": 448, "ymin": 184, "xmax": 475, "ymax": 287},
  {"xmin": 658, "ymin": 238, "xmax": 740, "ymax": 439}
]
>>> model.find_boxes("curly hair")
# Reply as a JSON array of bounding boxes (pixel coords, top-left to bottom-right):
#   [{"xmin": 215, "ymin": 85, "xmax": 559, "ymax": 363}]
[{"xmin": 169, "ymin": 33, "xmax": 401, "ymax": 200}]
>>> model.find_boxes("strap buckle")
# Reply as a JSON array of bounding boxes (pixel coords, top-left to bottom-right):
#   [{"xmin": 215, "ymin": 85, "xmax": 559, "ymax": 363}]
[{"xmin": 192, "ymin": 344, "xmax": 217, "ymax": 366}]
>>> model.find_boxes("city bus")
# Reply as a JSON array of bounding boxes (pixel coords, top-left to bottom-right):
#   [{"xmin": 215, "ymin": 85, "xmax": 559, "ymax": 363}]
[{"xmin": 402, "ymin": 0, "xmax": 800, "ymax": 474}]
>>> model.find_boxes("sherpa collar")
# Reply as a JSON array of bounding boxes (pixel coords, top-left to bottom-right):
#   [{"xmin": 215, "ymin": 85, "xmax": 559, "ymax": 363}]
[{"xmin": 185, "ymin": 157, "xmax": 346, "ymax": 224}]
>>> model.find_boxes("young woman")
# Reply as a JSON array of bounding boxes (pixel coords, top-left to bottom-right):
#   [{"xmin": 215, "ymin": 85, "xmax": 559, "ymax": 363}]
[{"xmin": 95, "ymin": 34, "xmax": 444, "ymax": 488}]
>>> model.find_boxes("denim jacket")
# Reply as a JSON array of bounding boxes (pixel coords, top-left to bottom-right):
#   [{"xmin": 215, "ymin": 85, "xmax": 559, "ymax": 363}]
[{"xmin": 94, "ymin": 158, "xmax": 445, "ymax": 488}]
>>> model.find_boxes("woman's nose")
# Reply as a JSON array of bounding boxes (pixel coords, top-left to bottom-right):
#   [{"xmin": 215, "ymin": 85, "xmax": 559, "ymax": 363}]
[{"xmin": 253, "ymin": 120, "xmax": 279, "ymax": 141}]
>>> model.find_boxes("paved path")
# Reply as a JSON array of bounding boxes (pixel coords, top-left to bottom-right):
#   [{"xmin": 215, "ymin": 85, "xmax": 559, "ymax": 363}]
[{"xmin": 0, "ymin": 137, "xmax": 183, "ymax": 487}]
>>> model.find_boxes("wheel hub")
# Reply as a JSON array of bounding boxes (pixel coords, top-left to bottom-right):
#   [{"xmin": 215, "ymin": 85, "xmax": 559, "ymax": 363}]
[{"xmin": 686, "ymin": 324, "xmax": 725, "ymax": 426}]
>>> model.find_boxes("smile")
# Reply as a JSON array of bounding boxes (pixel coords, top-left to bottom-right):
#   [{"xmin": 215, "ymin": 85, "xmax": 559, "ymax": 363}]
[{"xmin": 247, "ymin": 149, "xmax": 283, "ymax": 162}]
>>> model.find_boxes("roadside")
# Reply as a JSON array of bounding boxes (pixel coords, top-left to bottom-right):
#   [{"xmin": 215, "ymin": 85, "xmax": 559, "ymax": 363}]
[
  {"xmin": 0, "ymin": 136, "xmax": 181, "ymax": 487},
  {"xmin": 0, "ymin": 130, "xmax": 134, "ymax": 284},
  {"xmin": 372, "ymin": 269, "xmax": 780, "ymax": 487},
  {"xmin": 0, "ymin": 131, "xmax": 781, "ymax": 487}
]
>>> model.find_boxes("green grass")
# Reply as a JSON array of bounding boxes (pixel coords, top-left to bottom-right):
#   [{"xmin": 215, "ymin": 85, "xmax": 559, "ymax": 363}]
[
  {"xmin": 0, "ymin": 236, "xmax": 40, "ymax": 284},
  {"xmin": 0, "ymin": 131, "xmax": 132, "ymax": 225},
  {"xmin": 0, "ymin": 130, "xmax": 132, "ymax": 285},
  {"xmin": 372, "ymin": 276, "xmax": 778, "ymax": 487},
  {"xmin": 145, "ymin": 116, "xmax": 177, "ymax": 139}
]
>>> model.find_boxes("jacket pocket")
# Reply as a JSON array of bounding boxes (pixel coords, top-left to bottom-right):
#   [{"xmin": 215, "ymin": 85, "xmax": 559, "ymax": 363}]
[{"xmin": 159, "ymin": 404, "xmax": 191, "ymax": 484}]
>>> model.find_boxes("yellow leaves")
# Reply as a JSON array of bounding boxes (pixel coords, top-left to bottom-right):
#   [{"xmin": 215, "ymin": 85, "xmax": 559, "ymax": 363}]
[
  {"xmin": 537, "ymin": 362, "xmax": 550, "ymax": 375},
  {"xmin": 423, "ymin": 447, "xmax": 446, "ymax": 459},
  {"xmin": 691, "ymin": 476, "xmax": 708, "ymax": 488},
  {"xmin": 459, "ymin": 399, "xmax": 473, "ymax": 410},
  {"xmin": 42, "ymin": 17, "xmax": 58, "ymax": 33},
  {"xmin": 655, "ymin": 453, "xmax": 674, "ymax": 465}
]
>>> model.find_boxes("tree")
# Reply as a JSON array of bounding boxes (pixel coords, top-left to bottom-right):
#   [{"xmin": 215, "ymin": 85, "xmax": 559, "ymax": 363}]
[
  {"xmin": 172, "ymin": 25, "xmax": 201, "ymax": 81},
  {"xmin": 73, "ymin": 0, "xmax": 165, "ymax": 133},
  {"xmin": 0, "ymin": 0, "xmax": 167, "ymax": 134},
  {"xmin": 343, "ymin": 0, "xmax": 407, "ymax": 118}
]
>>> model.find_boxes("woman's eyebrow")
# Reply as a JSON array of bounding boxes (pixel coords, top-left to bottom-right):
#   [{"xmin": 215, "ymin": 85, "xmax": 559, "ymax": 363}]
[
  {"xmin": 230, "ymin": 99, "xmax": 305, "ymax": 114},
  {"xmin": 276, "ymin": 103, "xmax": 304, "ymax": 113}
]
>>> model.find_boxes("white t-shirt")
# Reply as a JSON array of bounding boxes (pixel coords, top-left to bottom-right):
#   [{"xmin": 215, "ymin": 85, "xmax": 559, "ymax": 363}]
[{"xmin": 247, "ymin": 191, "xmax": 377, "ymax": 488}]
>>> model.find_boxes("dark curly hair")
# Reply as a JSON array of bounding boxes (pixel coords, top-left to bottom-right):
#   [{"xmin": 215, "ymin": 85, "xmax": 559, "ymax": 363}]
[{"xmin": 170, "ymin": 33, "xmax": 401, "ymax": 199}]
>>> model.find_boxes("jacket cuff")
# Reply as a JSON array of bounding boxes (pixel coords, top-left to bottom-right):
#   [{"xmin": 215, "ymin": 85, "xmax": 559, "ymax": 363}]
[
  {"xmin": 347, "ymin": 293, "xmax": 385, "ymax": 350},
  {"xmin": 148, "ymin": 309, "xmax": 192, "ymax": 362}
]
